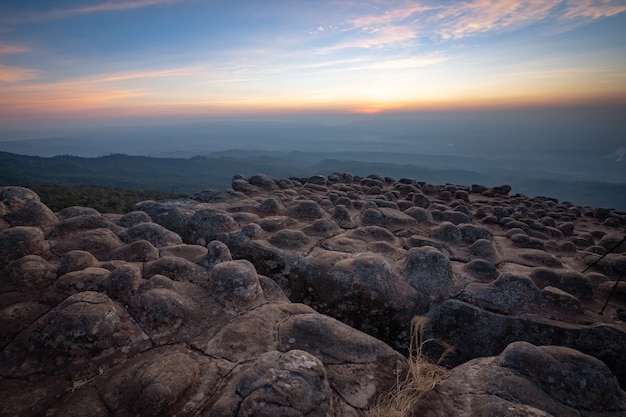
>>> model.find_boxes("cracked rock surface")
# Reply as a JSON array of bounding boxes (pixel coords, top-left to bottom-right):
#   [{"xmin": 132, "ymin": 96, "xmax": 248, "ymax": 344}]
[{"xmin": 1, "ymin": 176, "xmax": 626, "ymax": 416}]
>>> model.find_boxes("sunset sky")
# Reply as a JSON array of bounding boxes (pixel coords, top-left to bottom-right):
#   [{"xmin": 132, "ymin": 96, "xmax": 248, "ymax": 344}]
[{"xmin": 1, "ymin": 0, "xmax": 625, "ymax": 128}]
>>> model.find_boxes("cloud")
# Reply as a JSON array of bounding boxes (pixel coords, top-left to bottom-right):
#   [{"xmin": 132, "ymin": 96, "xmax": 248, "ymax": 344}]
[
  {"xmin": 91, "ymin": 67, "xmax": 202, "ymax": 83},
  {"xmin": 349, "ymin": 3, "xmax": 438, "ymax": 27},
  {"xmin": 562, "ymin": 0, "xmax": 626, "ymax": 20},
  {"xmin": 433, "ymin": 0, "xmax": 560, "ymax": 39},
  {"xmin": 0, "ymin": 43, "xmax": 29, "ymax": 54},
  {"xmin": 338, "ymin": 0, "xmax": 626, "ymax": 46},
  {"xmin": 7, "ymin": 0, "xmax": 183, "ymax": 23},
  {"xmin": 609, "ymin": 146, "xmax": 626, "ymax": 162},
  {"xmin": 0, "ymin": 64, "xmax": 39, "ymax": 83}
]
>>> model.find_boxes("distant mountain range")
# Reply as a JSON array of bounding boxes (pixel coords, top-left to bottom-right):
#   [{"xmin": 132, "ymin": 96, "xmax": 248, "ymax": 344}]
[{"xmin": 1, "ymin": 150, "xmax": 625, "ymax": 210}]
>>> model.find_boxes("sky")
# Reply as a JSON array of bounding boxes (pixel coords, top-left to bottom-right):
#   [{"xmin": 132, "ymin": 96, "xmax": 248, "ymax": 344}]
[{"xmin": 0, "ymin": 0, "xmax": 625, "ymax": 129}]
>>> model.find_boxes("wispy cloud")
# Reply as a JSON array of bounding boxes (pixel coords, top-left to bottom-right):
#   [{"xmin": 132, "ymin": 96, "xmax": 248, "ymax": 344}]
[
  {"xmin": 336, "ymin": 0, "xmax": 626, "ymax": 46},
  {"xmin": 563, "ymin": 0, "xmax": 626, "ymax": 20},
  {"xmin": 90, "ymin": 67, "xmax": 202, "ymax": 83},
  {"xmin": 7, "ymin": 0, "xmax": 183, "ymax": 23},
  {"xmin": 0, "ymin": 64, "xmax": 39, "ymax": 83},
  {"xmin": 0, "ymin": 43, "xmax": 29, "ymax": 54}
]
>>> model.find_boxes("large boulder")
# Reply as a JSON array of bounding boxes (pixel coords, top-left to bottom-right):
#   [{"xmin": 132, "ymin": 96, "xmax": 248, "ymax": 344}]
[{"xmin": 412, "ymin": 341, "xmax": 626, "ymax": 416}]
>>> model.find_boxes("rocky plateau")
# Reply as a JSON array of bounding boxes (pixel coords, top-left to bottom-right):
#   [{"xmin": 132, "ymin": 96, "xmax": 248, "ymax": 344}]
[{"xmin": 1, "ymin": 172, "xmax": 625, "ymax": 416}]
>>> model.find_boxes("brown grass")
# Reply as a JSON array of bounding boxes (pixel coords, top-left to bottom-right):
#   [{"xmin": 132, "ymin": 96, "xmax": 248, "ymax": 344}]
[{"xmin": 366, "ymin": 316, "xmax": 453, "ymax": 417}]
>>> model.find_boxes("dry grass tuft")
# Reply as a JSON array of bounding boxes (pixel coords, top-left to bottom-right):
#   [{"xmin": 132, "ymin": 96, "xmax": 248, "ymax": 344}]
[{"xmin": 366, "ymin": 316, "xmax": 453, "ymax": 417}]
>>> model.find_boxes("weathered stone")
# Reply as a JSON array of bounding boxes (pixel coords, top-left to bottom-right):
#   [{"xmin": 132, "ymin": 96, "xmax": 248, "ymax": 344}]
[
  {"xmin": 50, "ymin": 228, "xmax": 124, "ymax": 260},
  {"xmin": 2, "ymin": 255, "xmax": 56, "ymax": 292},
  {"xmin": 111, "ymin": 239, "xmax": 160, "ymax": 262},
  {"xmin": 430, "ymin": 221, "xmax": 462, "ymax": 244},
  {"xmin": 4, "ymin": 201, "xmax": 58, "ymax": 229},
  {"xmin": 54, "ymin": 267, "xmax": 110, "ymax": 295},
  {"xmin": 116, "ymin": 210, "xmax": 153, "ymax": 227},
  {"xmin": 412, "ymin": 341, "xmax": 626, "ymax": 417},
  {"xmin": 210, "ymin": 260, "xmax": 265, "ymax": 311},
  {"xmin": 402, "ymin": 246, "xmax": 456, "ymax": 300},
  {"xmin": 57, "ymin": 250, "xmax": 99, "ymax": 276},
  {"xmin": 119, "ymin": 222, "xmax": 183, "ymax": 248},
  {"xmin": 0, "ymin": 226, "xmax": 48, "ymax": 267},
  {"xmin": 209, "ymin": 350, "xmax": 332, "ymax": 417},
  {"xmin": 48, "ymin": 214, "xmax": 122, "ymax": 239},
  {"xmin": 424, "ymin": 299, "xmax": 626, "ymax": 387}
]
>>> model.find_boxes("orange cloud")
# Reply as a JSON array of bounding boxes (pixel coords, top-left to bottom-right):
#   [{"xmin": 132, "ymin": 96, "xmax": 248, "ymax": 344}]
[
  {"xmin": 0, "ymin": 65, "xmax": 39, "ymax": 83},
  {"xmin": 0, "ymin": 43, "xmax": 29, "ymax": 54}
]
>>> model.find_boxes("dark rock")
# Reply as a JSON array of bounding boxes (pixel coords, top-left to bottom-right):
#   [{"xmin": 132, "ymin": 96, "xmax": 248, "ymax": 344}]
[
  {"xmin": 57, "ymin": 250, "xmax": 99, "ymax": 276},
  {"xmin": 2, "ymin": 255, "xmax": 56, "ymax": 292},
  {"xmin": 413, "ymin": 341, "xmax": 626, "ymax": 417},
  {"xmin": 424, "ymin": 299, "xmax": 626, "ymax": 387},
  {"xmin": 51, "ymin": 228, "xmax": 123, "ymax": 260},
  {"xmin": 4, "ymin": 201, "xmax": 57, "ymax": 230},
  {"xmin": 431, "ymin": 221, "xmax": 462, "ymax": 244},
  {"xmin": 111, "ymin": 239, "xmax": 160, "ymax": 262},
  {"xmin": 48, "ymin": 214, "xmax": 122, "ymax": 239},
  {"xmin": 54, "ymin": 267, "xmax": 110, "ymax": 295},
  {"xmin": 116, "ymin": 210, "xmax": 152, "ymax": 227},
  {"xmin": 440, "ymin": 210, "xmax": 470, "ymax": 225},
  {"xmin": 210, "ymin": 260, "xmax": 265, "ymax": 311},
  {"xmin": 119, "ymin": 222, "xmax": 183, "ymax": 248},
  {"xmin": 0, "ymin": 226, "xmax": 48, "ymax": 268},
  {"xmin": 404, "ymin": 206, "xmax": 433, "ymax": 223},
  {"xmin": 287, "ymin": 200, "xmax": 325, "ymax": 220},
  {"xmin": 469, "ymin": 238, "xmax": 497, "ymax": 260},
  {"xmin": 187, "ymin": 209, "xmax": 238, "ymax": 244},
  {"xmin": 459, "ymin": 223, "xmax": 492, "ymax": 244},
  {"xmin": 209, "ymin": 350, "xmax": 332, "ymax": 417},
  {"xmin": 463, "ymin": 259, "xmax": 500, "ymax": 281},
  {"xmin": 402, "ymin": 246, "xmax": 456, "ymax": 300}
]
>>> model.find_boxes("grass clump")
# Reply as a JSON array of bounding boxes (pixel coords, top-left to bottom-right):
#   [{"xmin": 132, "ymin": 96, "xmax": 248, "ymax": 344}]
[{"xmin": 366, "ymin": 316, "xmax": 453, "ymax": 417}]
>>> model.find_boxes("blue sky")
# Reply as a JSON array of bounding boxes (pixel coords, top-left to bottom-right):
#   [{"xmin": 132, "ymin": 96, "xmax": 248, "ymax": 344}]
[{"xmin": 0, "ymin": 0, "xmax": 625, "ymax": 127}]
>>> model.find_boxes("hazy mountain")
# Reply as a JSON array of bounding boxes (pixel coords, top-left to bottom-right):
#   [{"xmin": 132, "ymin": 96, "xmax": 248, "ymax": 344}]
[{"xmin": 1, "ymin": 151, "xmax": 625, "ymax": 210}]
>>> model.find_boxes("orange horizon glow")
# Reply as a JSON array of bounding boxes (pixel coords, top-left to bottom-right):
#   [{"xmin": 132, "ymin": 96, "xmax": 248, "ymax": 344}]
[{"xmin": 1, "ymin": 1, "xmax": 625, "ymax": 127}]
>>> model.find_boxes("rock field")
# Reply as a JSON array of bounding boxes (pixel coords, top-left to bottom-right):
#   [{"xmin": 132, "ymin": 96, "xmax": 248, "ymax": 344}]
[{"xmin": 1, "ymin": 173, "xmax": 625, "ymax": 416}]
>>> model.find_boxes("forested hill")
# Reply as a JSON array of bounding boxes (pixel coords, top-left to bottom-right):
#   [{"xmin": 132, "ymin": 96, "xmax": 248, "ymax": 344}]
[{"xmin": 1, "ymin": 151, "xmax": 625, "ymax": 210}]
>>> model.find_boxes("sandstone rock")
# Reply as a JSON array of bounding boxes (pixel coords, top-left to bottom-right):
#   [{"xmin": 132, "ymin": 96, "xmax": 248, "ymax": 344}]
[
  {"xmin": 463, "ymin": 259, "xmax": 500, "ymax": 282},
  {"xmin": 402, "ymin": 246, "xmax": 456, "ymax": 300},
  {"xmin": 119, "ymin": 222, "xmax": 183, "ymax": 248},
  {"xmin": 0, "ymin": 186, "xmax": 40, "ymax": 208},
  {"xmin": 116, "ymin": 210, "xmax": 153, "ymax": 227},
  {"xmin": 424, "ymin": 299, "xmax": 626, "ymax": 387},
  {"xmin": 57, "ymin": 250, "xmax": 99, "ymax": 276},
  {"xmin": 287, "ymin": 199, "xmax": 325, "ymax": 220},
  {"xmin": 160, "ymin": 243, "xmax": 208, "ymax": 261},
  {"xmin": 0, "ymin": 226, "xmax": 48, "ymax": 268},
  {"xmin": 187, "ymin": 209, "xmax": 238, "ymax": 244},
  {"xmin": 50, "ymin": 228, "xmax": 124, "ymax": 260},
  {"xmin": 143, "ymin": 255, "xmax": 209, "ymax": 283},
  {"xmin": 3, "ymin": 200, "xmax": 58, "ymax": 230},
  {"xmin": 0, "ymin": 301, "xmax": 50, "ymax": 349},
  {"xmin": 2, "ymin": 255, "xmax": 56, "ymax": 292},
  {"xmin": 209, "ymin": 259, "xmax": 265, "ymax": 311},
  {"xmin": 412, "ymin": 341, "xmax": 626, "ymax": 417},
  {"xmin": 0, "ymin": 291, "xmax": 151, "ymax": 380},
  {"xmin": 430, "ymin": 221, "xmax": 462, "ymax": 244},
  {"xmin": 332, "ymin": 204, "xmax": 356, "ymax": 229},
  {"xmin": 111, "ymin": 239, "xmax": 160, "ymax": 262},
  {"xmin": 55, "ymin": 206, "xmax": 101, "ymax": 220},
  {"xmin": 529, "ymin": 267, "xmax": 594, "ymax": 299},
  {"xmin": 54, "ymin": 266, "xmax": 110, "ymax": 295},
  {"xmin": 48, "ymin": 213, "xmax": 122, "ymax": 239},
  {"xmin": 209, "ymin": 350, "xmax": 332, "ymax": 417}
]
